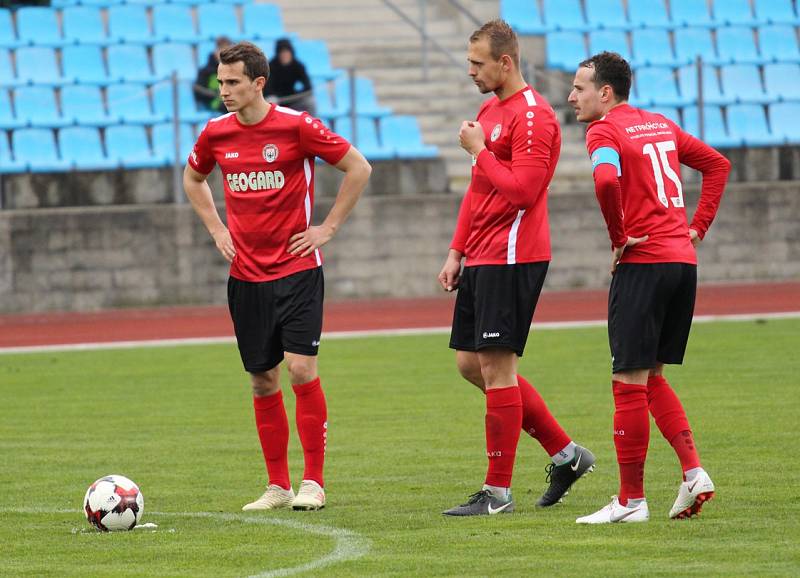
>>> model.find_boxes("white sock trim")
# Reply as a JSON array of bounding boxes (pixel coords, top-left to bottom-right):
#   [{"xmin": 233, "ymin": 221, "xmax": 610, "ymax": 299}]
[{"xmin": 551, "ymin": 441, "xmax": 577, "ymax": 466}]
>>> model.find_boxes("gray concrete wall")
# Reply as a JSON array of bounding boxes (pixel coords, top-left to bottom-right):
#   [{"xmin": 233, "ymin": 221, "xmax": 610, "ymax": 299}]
[{"xmin": 1, "ymin": 181, "xmax": 797, "ymax": 313}]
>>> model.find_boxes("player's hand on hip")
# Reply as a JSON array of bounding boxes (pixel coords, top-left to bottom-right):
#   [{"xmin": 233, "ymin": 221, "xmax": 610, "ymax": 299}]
[
  {"xmin": 438, "ymin": 254, "xmax": 462, "ymax": 292},
  {"xmin": 689, "ymin": 228, "xmax": 701, "ymax": 247},
  {"xmin": 611, "ymin": 234, "xmax": 649, "ymax": 274},
  {"xmin": 459, "ymin": 121, "xmax": 486, "ymax": 156},
  {"xmin": 212, "ymin": 228, "xmax": 236, "ymax": 263},
  {"xmin": 288, "ymin": 225, "xmax": 333, "ymax": 257}
]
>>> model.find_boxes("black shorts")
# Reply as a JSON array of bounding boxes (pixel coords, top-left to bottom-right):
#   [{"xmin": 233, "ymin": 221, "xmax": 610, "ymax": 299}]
[
  {"xmin": 449, "ymin": 262, "xmax": 549, "ymax": 357},
  {"xmin": 608, "ymin": 263, "xmax": 697, "ymax": 373},
  {"xmin": 227, "ymin": 267, "xmax": 324, "ymax": 373}
]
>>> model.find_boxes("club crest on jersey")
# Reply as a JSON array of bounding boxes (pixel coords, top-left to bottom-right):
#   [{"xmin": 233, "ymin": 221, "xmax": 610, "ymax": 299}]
[
  {"xmin": 490, "ymin": 124, "xmax": 502, "ymax": 142},
  {"xmin": 262, "ymin": 144, "xmax": 279, "ymax": 163}
]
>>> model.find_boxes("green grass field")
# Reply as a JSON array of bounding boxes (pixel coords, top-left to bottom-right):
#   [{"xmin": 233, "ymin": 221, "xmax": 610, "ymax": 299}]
[{"xmin": 1, "ymin": 319, "xmax": 799, "ymax": 577}]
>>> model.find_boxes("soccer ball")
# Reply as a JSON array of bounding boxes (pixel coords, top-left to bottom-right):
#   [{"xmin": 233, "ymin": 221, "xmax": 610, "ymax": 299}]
[{"xmin": 83, "ymin": 475, "xmax": 144, "ymax": 532}]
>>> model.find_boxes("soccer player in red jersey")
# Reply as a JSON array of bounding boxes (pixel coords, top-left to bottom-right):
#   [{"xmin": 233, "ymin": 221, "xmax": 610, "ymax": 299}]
[
  {"xmin": 568, "ymin": 52, "xmax": 731, "ymax": 524},
  {"xmin": 438, "ymin": 20, "xmax": 596, "ymax": 516},
  {"xmin": 183, "ymin": 42, "xmax": 371, "ymax": 511}
]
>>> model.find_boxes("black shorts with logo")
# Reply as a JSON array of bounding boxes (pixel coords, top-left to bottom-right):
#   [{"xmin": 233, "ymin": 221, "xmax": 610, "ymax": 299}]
[
  {"xmin": 449, "ymin": 262, "xmax": 549, "ymax": 357},
  {"xmin": 609, "ymin": 262, "xmax": 697, "ymax": 373},
  {"xmin": 227, "ymin": 267, "xmax": 324, "ymax": 373}
]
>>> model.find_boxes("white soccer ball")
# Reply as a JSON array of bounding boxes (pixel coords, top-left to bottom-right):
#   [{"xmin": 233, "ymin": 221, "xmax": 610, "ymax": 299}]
[{"xmin": 83, "ymin": 475, "xmax": 144, "ymax": 532}]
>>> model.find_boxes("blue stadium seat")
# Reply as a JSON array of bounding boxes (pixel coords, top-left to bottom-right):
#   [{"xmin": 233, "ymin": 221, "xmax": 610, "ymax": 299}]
[
  {"xmin": 759, "ymin": 25, "xmax": 800, "ymax": 63},
  {"xmin": 152, "ymin": 43, "xmax": 197, "ymax": 81},
  {"xmin": 79, "ymin": 0, "xmax": 125, "ymax": 5},
  {"xmin": 726, "ymin": 103, "xmax": 775, "ymax": 146},
  {"xmin": 153, "ymin": 5, "xmax": 199, "ymax": 43},
  {"xmin": 754, "ymin": 0, "xmax": 799, "ymax": 25},
  {"xmin": 14, "ymin": 86, "xmax": 70, "ymax": 128},
  {"xmin": 678, "ymin": 64, "xmax": 727, "ymax": 105},
  {"xmin": 649, "ymin": 106, "xmax": 681, "ymax": 124},
  {"xmin": 542, "ymin": 0, "xmax": 590, "ymax": 32},
  {"xmin": 62, "ymin": 6, "xmax": 108, "ymax": 45},
  {"xmin": 253, "ymin": 39, "xmax": 278, "ymax": 60},
  {"xmin": 0, "ymin": 48, "xmax": 13, "ymax": 88},
  {"xmin": 716, "ymin": 26, "xmax": 761, "ymax": 65},
  {"xmin": 633, "ymin": 66, "xmax": 688, "ymax": 107},
  {"xmin": 62, "ymin": 45, "xmax": 109, "ymax": 86},
  {"xmin": 313, "ymin": 83, "xmax": 337, "ymax": 120},
  {"xmin": 12, "ymin": 128, "xmax": 70, "ymax": 171},
  {"xmin": 674, "ymin": 28, "xmax": 721, "ymax": 65},
  {"xmin": 59, "ymin": 126, "xmax": 117, "ymax": 170},
  {"xmin": 16, "ymin": 7, "xmax": 62, "ymax": 47},
  {"xmin": 501, "ymin": 0, "xmax": 547, "ymax": 35},
  {"xmin": 631, "ymin": 29, "xmax": 679, "ymax": 67},
  {"xmin": 627, "ymin": 0, "xmax": 671, "ymax": 29},
  {"xmin": 152, "ymin": 122, "xmax": 195, "ymax": 164},
  {"xmin": 107, "ymin": 83, "xmax": 163, "ymax": 125},
  {"xmin": 198, "ymin": 4, "xmax": 241, "ymax": 41},
  {"xmin": 719, "ymin": 64, "xmax": 770, "ymax": 104},
  {"xmin": 681, "ymin": 105, "xmax": 738, "ymax": 147},
  {"xmin": 108, "ymin": 5, "xmax": 153, "ymax": 45},
  {"xmin": 242, "ymin": 3, "xmax": 285, "ymax": 39},
  {"xmin": 763, "ymin": 63, "xmax": 800, "ymax": 101},
  {"xmin": 545, "ymin": 31, "xmax": 588, "ymax": 70},
  {"xmin": 105, "ymin": 124, "xmax": 158, "ymax": 169},
  {"xmin": 333, "ymin": 76, "xmax": 391, "ymax": 118},
  {"xmin": 0, "ymin": 8, "xmax": 21, "ymax": 49},
  {"xmin": 768, "ymin": 102, "xmax": 800, "ymax": 142},
  {"xmin": 15, "ymin": 47, "xmax": 63, "ymax": 85},
  {"xmin": 585, "ymin": 0, "xmax": 631, "ymax": 30},
  {"xmin": 152, "ymin": 80, "xmax": 212, "ymax": 123},
  {"xmin": 589, "ymin": 30, "xmax": 632, "ymax": 62},
  {"xmin": 381, "ymin": 115, "xmax": 438, "ymax": 158},
  {"xmin": 0, "ymin": 130, "xmax": 25, "ymax": 173},
  {"xmin": 61, "ymin": 85, "xmax": 114, "ymax": 127},
  {"xmin": 0, "ymin": 88, "xmax": 25, "ymax": 130},
  {"xmin": 711, "ymin": 0, "xmax": 756, "ymax": 26},
  {"xmin": 670, "ymin": 0, "xmax": 714, "ymax": 28},
  {"xmin": 334, "ymin": 117, "xmax": 393, "ymax": 160},
  {"xmin": 294, "ymin": 39, "xmax": 339, "ymax": 80},
  {"xmin": 107, "ymin": 45, "xmax": 157, "ymax": 84}
]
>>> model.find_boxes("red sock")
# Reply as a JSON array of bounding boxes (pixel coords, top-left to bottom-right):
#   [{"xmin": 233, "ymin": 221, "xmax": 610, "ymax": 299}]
[
  {"xmin": 253, "ymin": 391, "xmax": 290, "ymax": 490},
  {"xmin": 484, "ymin": 386, "xmax": 523, "ymax": 488},
  {"xmin": 647, "ymin": 375, "xmax": 701, "ymax": 474},
  {"xmin": 612, "ymin": 381, "xmax": 649, "ymax": 504},
  {"xmin": 292, "ymin": 377, "xmax": 327, "ymax": 487},
  {"xmin": 517, "ymin": 375, "xmax": 572, "ymax": 456}
]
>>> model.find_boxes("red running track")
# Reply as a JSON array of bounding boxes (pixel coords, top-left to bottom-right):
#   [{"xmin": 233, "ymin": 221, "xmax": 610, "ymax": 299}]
[{"xmin": 0, "ymin": 281, "xmax": 797, "ymax": 348}]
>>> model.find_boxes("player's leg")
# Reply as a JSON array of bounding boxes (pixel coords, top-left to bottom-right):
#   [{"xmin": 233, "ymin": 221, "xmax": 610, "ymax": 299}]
[
  {"xmin": 277, "ymin": 268, "xmax": 327, "ymax": 511},
  {"xmin": 651, "ymin": 264, "xmax": 714, "ymax": 518},
  {"xmin": 228, "ymin": 276, "xmax": 295, "ymax": 511}
]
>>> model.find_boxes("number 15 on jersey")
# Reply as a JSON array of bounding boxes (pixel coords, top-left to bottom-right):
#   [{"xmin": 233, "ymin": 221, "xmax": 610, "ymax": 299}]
[{"xmin": 643, "ymin": 140, "xmax": 684, "ymax": 209}]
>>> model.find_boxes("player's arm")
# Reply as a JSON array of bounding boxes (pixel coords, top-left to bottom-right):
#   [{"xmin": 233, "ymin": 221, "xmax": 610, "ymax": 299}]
[
  {"xmin": 438, "ymin": 187, "xmax": 471, "ymax": 291},
  {"xmin": 673, "ymin": 124, "xmax": 731, "ymax": 244},
  {"xmin": 288, "ymin": 146, "xmax": 371, "ymax": 257},
  {"xmin": 183, "ymin": 164, "xmax": 235, "ymax": 262}
]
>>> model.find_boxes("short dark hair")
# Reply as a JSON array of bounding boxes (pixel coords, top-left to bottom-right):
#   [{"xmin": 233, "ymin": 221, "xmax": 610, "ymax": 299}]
[
  {"xmin": 219, "ymin": 41, "xmax": 270, "ymax": 82},
  {"xmin": 580, "ymin": 51, "xmax": 631, "ymax": 101},
  {"xmin": 469, "ymin": 19, "xmax": 519, "ymax": 67}
]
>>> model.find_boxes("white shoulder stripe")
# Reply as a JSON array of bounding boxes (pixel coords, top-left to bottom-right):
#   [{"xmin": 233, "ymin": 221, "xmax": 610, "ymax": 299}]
[
  {"xmin": 209, "ymin": 112, "xmax": 235, "ymax": 123},
  {"xmin": 275, "ymin": 105, "xmax": 303, "ymax": 116},
  {"xmin": 523, "ymin": 89, "xmax": 536, "ymax": 107}
]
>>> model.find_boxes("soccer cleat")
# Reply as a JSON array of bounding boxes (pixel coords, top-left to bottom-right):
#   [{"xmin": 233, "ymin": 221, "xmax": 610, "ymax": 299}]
[
  {"xmin": 576, "ymin": 496, "xmax": 650, "ymax": 524},
  {"xmin": 292, "ymin": 480, "xmax": 326, "ymax": 511},
  {"xmin": 442, "ymin": 490, "xmax": 515, "ymax": 516},
  {"xmin": 242, "ymin": 484, "xmax": 295, "ymax": 511},
  {"xmin": 669, "ymin": 470, "xmax": 715, "ymax": 519},
  {"xmin": 536, "ymin": 445, "xmax": 596, "ymax": 507}
]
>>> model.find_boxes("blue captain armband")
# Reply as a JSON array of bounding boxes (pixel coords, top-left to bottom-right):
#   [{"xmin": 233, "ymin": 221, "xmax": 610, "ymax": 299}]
[{"xmin": 590, "ymin": 147, "xmax": 621, "ymax": 177}]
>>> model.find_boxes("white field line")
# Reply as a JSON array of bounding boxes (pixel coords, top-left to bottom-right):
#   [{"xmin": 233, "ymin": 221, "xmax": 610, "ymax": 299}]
[
  {"xmin": 1, "ymin": 507, "xmax": 370, "ymax": 578},
  {"xmin": 1, "ymin": 310, "xmax": 798, "ymax": 355}
]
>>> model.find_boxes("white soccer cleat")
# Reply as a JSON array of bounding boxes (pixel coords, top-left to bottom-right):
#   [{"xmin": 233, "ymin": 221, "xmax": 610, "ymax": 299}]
[
  {"xmin": 669, "ymin": 470, "xmax": 715, "ymax": 519},
  {"xmin": 292, "ymin": 480, "xmax": 326, "ymax": 511},
  {"xmin": 576, "ymin": 496, "xmax": 650, "ymax": 524},
  {"xmin": 242, "ymin": 484, "xmax": 295, "ymax": 511}
]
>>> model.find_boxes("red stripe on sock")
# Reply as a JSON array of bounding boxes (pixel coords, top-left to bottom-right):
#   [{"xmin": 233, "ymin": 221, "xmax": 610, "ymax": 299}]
[
  {"xmin": 253, "ymin": 391, "xmax": 290, "ymax": 490},
  {"xmin": 613, "ymin": 381, "xmax": 649, "ymax": 504},
  {"xmin": 647, "ymin": 375, "xmax": 701, "ymax": 474},
  {"xmin": 484, "ymin": 386, "xmax": 523, "ymax": 488},
  {"xmin": 517, "ymin": 374, "xmax": 571, "ymax": 456},
  {"xmin": 292, "ymin": 377, "xmax": 327, "ymax": 487}
]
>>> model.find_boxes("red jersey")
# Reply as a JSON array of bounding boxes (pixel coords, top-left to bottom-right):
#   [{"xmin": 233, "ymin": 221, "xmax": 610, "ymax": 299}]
[
  {"xmin": 586, "ymin": 104, "xmax": 729, "ymax": 264},
  {"xmin": 189, "ymin": 105, "xmax": 351, "ymax": 282},
  {"xmin": 451, "ymin": 85, "xmax": 560, "ymax": 266}
]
